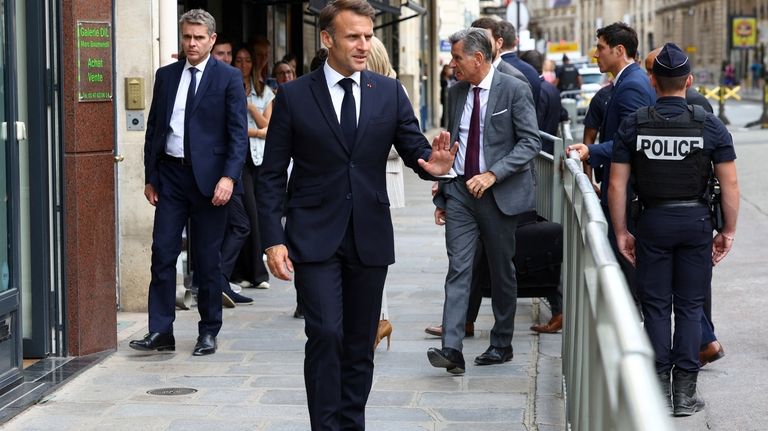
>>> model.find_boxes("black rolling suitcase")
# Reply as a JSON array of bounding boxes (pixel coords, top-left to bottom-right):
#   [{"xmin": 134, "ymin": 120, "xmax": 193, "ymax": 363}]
[{"xmin": 481, "ymin": 211, "xmax": 562, "ymax": 299}]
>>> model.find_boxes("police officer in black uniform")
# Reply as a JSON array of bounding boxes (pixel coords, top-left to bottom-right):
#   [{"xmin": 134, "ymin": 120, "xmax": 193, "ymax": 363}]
[
  {"xmin": 608, "ymin": 43, "xmax": 740, "ymax": 417},
  {"xmin": 555, "ymin": 54, "xmax": 582, "ymax": 94}
]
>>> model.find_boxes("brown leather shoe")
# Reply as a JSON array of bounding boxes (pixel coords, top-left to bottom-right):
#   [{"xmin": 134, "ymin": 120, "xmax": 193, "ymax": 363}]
[
  {"xmin": 530, "ymin": 313, "xmax": 563, "ymax": 333},
  {"xmin": 699, "ymin": 341, "xmax": 725, "ymax": 366},
  {"xmin": 424, "ymin": 322, "xmax": 474, "ymax": 337}
]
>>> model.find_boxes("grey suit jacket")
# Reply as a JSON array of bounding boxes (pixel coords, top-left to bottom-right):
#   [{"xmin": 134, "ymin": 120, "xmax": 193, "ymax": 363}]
[{"xmin": 439, "ymin": 68, "xmax": 541, "ymax": 216}]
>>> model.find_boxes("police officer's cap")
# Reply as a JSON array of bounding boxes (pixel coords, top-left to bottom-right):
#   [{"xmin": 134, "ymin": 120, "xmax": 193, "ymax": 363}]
[{"xmin": 653, "ymin": 43, "xmax": 691, "ymax": 77}]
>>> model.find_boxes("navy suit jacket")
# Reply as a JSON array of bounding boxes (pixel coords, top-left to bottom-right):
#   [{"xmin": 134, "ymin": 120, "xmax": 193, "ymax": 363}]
[
  {"xmin": 501, "ymin": 52, "xmax": 541, "ymax": 109},
  {"xmin": 257, "ymin": 68, "xmax": 436, "ymax": 266},
  {"xmin": 144, "ymin": 57, "xmax": 248, "ymax": 196},
  {"xmin": 587, "ymin": 62, "xmax": 655, "ymax": 199},
  {"xmin": 538, "ymin": 78, "xmax": 566, "ymax": 154}
]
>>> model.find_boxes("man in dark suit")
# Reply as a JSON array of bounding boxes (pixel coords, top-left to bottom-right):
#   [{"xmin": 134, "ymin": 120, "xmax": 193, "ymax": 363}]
[
  {"xmin": 256, "ymin": 1, "xmax": 456, "ymax": 428},
  {"xmin": 211, "ymin": 36, "xmax": 254, "ymax": 307},
  {"xmin": 567, "ymin": 22, "xmax": 655, "ymax": 308},
  {"xmin": 130, "ymin": 9, "xmax": 247, "ymax": 356},
  {"xmin": 497, "ymin": 20, "xmax": 541, "ymax": 109},
  {"xmin": 427, "ymin": 28, "xmax": 541, "ymax": 375},
  {"xmin": 568, "ymin": 22, "xmax": 655, "ymax": 201}
]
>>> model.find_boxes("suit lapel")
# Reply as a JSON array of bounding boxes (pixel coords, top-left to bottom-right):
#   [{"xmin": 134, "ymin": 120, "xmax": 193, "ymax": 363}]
[
  {"xmin": 355, "ymin": 71, "xmax": 374, "ymax": 150},
  {"xmin": 483, "ymin": 72, "xmax": 503, "ymax": 140},
  {"xmin": 451, "ymin": 82, "xmax": 469, "ymax": 139},
  {"xmin": 189, "ymin": 56, "xmax": 216, "ymax": 116},
  {"xmin": 309, "ymin": 68, "xmax": 350, "ymax": 154}
]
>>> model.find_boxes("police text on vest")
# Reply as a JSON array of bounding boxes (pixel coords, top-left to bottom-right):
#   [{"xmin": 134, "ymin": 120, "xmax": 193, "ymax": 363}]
[{"xmin": 636, "ymin": 135, "xmax": 703, "ymax": 160}]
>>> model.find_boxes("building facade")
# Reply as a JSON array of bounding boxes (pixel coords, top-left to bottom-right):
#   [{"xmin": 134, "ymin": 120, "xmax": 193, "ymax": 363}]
[{"xmin": 527, "ymin": 0, "xmax": 768, "ymax": 85}]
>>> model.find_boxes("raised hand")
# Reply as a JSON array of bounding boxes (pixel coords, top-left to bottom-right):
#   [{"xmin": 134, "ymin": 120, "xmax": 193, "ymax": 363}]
[{"xmin": 418, "ymin": 131, "xmax": 457, "ymax": 176}]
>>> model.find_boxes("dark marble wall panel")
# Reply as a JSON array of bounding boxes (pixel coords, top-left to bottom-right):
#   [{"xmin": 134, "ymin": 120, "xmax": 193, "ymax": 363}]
[
  {"xmin": 64, "ymin": 153, "xmax": 117, "ymax": 355},
  {"xmin": 62, "ymin": 0, "xmax": 117, "ymax": 356}
]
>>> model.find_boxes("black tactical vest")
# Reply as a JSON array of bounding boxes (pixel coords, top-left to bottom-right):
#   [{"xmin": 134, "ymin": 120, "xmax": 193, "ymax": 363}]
[
  {"xmin": 557, "ymin": 64, "xmax": 580, "ymax": 91},
  {"xmin": 631, "ymin": 105, "xmax": 711, "ymax": 202}
]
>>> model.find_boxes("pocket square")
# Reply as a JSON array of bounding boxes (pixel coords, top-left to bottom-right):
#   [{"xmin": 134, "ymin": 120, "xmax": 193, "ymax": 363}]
[{"xmin": 491, "ymin": 109, "xmax": 508, "ymax": 116}]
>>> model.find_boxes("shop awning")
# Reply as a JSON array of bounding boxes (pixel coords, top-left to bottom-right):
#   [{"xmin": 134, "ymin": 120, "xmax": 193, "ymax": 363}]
[{"xmin": 306, "ymin": 0, "xmax": 402, "ymax": 16}]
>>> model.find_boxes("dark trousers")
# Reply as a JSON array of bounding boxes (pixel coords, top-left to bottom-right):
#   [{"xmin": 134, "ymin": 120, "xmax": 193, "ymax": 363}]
[
  {"xmin": 294, "ymin": 224, "xmax": 387, "ymax": 431},
  {"xmin": 232, "ymin": 160, "xmax": 269, "ymax": 284},
  {"xmin": 148, "ymin": 161, "xmax": 225, "ymax": 336},
  {"xmin": 220, "ymin": 193, "xmax": 250, "ymax": 279},
  {"xmin": 606, "ymin": 204, "xmax": 718, "ymax": 348},
  {"xmin": 636, "ymin": 205, "xmax": 712, "ymax": 373},
  {"xmin": 466, "ymin": 242, "xmax": 562, "ymax": 323}
]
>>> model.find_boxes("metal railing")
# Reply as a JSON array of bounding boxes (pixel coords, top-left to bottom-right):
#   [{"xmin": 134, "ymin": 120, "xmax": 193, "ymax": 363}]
[{"xmin": 534, "ymin": 123, "xmax": 673, "ymax": 431}]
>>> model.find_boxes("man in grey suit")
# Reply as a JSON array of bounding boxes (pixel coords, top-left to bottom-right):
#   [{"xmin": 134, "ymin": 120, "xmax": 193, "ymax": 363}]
[
  {"xmin": 427, "ymin": 28, "xmax": 541, "ymax": 374},
  {"xmin": 424, "ymin": 19, "xmax": 536, "ymax": 339}
]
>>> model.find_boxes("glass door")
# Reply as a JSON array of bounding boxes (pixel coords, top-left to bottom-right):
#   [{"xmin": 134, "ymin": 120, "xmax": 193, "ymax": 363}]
[
  {"xmin": 17, "ymin": 0, "xmax": 64, "ymax": 358},
  {"xmin": 0, "ymin": 0, "xmax": 24, "ymax": 388}
]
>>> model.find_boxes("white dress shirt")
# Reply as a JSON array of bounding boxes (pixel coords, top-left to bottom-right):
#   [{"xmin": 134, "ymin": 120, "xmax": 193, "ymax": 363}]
[
  {"xmin": 323, "ymin": 62, "xmax": 361, "ymax": 126},
  {"xmin": 165, "ymin": 55, "xmax": 210, "ymax": 157},
  {"xmin": 455, "ymin": 67, "xmax": 494, "ymax": 176}
]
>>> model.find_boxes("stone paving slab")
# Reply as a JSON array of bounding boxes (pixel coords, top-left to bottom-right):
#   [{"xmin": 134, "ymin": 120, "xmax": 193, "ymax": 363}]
[{"xmin": 3, "ymin": 164, "xmax": 565, "ymax": 430}]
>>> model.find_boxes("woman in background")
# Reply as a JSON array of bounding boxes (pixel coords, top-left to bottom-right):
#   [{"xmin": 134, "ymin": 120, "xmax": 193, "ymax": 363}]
[
  {"xmin": 231, "ymin": 45, "xmax": 274, "ymax": 290},
  {"xmin": 272, "ymin": 60, "xmax": 296, "ymax": 87}
]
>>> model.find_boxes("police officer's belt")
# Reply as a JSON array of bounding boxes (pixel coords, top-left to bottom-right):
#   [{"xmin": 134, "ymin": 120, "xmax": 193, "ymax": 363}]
[{"xmin": 642, "ymin": 198, "xmax": 706, "ymax": 209}]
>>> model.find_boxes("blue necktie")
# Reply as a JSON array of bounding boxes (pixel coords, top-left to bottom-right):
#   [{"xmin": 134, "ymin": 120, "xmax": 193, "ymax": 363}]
[
  {"xmin": 184, "ymin": 66, "xmax": 198, "ymax": 161},
  {"xmin": 338, "ymin": 78, "xmax": 357, "ymax": 150}
]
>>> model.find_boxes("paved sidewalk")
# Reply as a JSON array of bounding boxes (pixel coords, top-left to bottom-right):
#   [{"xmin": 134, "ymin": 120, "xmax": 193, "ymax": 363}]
[{"xmin": 5, "ymin": 168, "xmax": 565, "ymax": 430}]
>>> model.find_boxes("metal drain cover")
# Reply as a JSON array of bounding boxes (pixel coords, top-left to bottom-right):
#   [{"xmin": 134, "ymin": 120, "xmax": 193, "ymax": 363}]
[{"xmin": 147, "ymin": 387, "xmax": 198, "ymax": 396}]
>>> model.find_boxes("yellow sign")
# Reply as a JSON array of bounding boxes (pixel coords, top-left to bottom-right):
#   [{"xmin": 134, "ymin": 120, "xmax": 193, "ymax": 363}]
[
  {"xmin": 548, "ymin": 41, "xmax": 579, "ymax": 54},
  {"xmin": 732, "ymin": 17, "xmax": 757, "ymax": 48}
]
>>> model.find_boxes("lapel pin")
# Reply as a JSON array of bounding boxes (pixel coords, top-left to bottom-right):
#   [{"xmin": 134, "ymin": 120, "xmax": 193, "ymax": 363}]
[{"xmin": 366, "ymin": 83, "xmax": 373, "ymax": 88}]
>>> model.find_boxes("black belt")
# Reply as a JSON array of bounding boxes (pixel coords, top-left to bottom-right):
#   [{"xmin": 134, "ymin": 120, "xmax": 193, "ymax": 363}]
[
  {"xmin": 159, "ymin": 153, "xmax": 191, "ymax": 166},
  {"xmin": 642, "ymin": 198, "xmax": 706, "ymax": 209}
]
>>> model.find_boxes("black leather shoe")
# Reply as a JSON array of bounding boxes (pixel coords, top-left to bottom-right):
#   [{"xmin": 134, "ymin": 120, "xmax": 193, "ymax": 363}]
[
  {"xmin": 293, "ymin": 306, "xmax": 304, "ymax": 319},
  {"xmin": 129, "ymin": 332, "xmax": 175, "ymax": 352},
  {"xmin": 193, "ymin": 334, "xmax": 217, "ymax": 356},
  {"xmin": 474, "ymin": 345, "xmax": 513, "ymax": 365},
  {"xmin": 427, "ymin": 347, "xmax": 465, "ymax": 375}
]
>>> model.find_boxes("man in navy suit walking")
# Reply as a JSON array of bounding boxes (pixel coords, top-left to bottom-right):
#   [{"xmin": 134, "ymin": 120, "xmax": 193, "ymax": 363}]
[
  {"xmin": 257, "ymin": 1, "xmax": 455, "ymax": 428},
  {"xmin": 567, "ymin": 22, "xmax": 655, "ymax": 303},
  {"xmin": 130, "ymin": 9, "xmax": 247, "ymax": 357}
]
